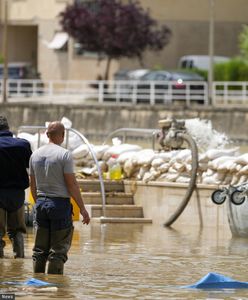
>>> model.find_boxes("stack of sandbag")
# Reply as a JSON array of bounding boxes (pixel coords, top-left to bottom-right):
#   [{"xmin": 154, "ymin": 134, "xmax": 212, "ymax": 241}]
[
  {"xmin": 72, "ymin": 142, "xmax": 244, "ymax": 185},
  {"xmin": 201, "ymin": 148, "xmax": 240, "ymax": 185}
]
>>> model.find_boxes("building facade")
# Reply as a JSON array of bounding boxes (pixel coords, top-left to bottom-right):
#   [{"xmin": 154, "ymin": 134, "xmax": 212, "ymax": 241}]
[{"xmin": 0, "ymin": 0, "xmax": 248, "ymax": 81}]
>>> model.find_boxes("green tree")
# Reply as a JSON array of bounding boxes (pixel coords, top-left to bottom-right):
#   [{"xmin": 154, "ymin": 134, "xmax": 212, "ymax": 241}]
[{"xmin": 60, "ymin": 0, "xmax": 171, "ymax": 80}]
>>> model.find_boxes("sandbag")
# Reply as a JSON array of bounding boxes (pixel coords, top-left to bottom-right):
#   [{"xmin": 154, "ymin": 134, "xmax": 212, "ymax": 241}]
[
  {"xmin": 102, "ymin": 144, "xmax": 141, "ymax": 161},
  {"xmin": 72, "ymin": 144, "xmax": 89, "ymax": 159},
  {"xmin": 205, "ymin": 147, "xmax": 239, "ymax": 161}
]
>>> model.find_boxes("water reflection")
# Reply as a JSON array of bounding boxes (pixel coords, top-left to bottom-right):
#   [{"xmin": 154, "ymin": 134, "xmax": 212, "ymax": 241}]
[{"xmin": 0, "ymin": 222, "xmax": 248, "ymax": 299}]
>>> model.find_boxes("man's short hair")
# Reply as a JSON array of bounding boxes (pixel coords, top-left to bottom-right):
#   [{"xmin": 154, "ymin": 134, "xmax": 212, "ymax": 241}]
[{"xmin": 0, "ymin": 116, "xmax": 9, "ymax": 131}]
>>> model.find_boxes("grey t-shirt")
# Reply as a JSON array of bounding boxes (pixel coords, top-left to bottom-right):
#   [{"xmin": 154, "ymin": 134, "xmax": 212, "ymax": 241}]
[{"xmin": 29, "ymin": 143, "xmax": 74, "ymax": 198}]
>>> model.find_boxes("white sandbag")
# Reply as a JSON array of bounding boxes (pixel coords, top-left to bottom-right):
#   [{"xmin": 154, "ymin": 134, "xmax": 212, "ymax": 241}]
[
  {"xmin": 231, "ymin": 174, "xmax": 240, "ymax": 185},
  {"xmin": 176, "ymin": 176, "xmax": 191, "ymax": 183},
  {"xmin": 157, "ymin": 162, "xmax": 170, "ymax": 173},
  {"xmin": 143, "ymin": 170, "xmax": 160, "ymax": 183},
  {"xmin": 165, "ymin": 173, "xmax": 179, "ymax": 182},
  {"xmin": 64, "ymin": 132, "xmax": 84, "ymax": 151},
  {"xmin": 185, "ymin": 164, "xmax": 192, "ymax": 172},
  {"xmin": 123, "ymin": 158, "xmax": 138, "ymax": 178},
  {"xmin": 17, "ymin": 132, "xmax": 35, "ymax": 143},
  {"xmin": 117, "ymin": 151, "xmax": 138, "ymax": 164},
  {"xmin": 33, "ymin": 132, "xmax": 49, "ymax": 149},
  {"xmin": 156, "ymin": 150, "xmax": 178, "ymax": 162},
  {"xmin": 202, "ymin": 169, "xmax": 215, "ymax": 178},
  {"xmin": 205, "ymin": 147, "xmax": 239, "ymax": 161},
  {"xmin": 87, "ymin": 145, "xmax": 110, "ymax": 160},
  {"xmin": 208, "ymin": 156, "xmax": 236, "ymax": 170},
  {"xmin": 237, "ymin": 175, "xmax": 248, "ymax": 185},
  {"xmin": 235, "ymin": 153, "xmax": 248, "ymax": 165},
  {"xmin": 238, "ymin": 165, "xmax": 248, "ymax": 175},
  {"xmin": 102, "ymin": 144, "xmax": 141, "ymax": 161},
  {"xmin": 198, "ymin": 153, "xmax": 209, "ymax": 163},
  {"xmin": 173, "ymin": 162, "xmax": 186, "ymax": 172},
  {"xmin": 72, "ymin": 144, "xmax": 89, "ymax": 159},
  {"xmin": 151, "ymin": 158, "xmax": 165, "ymax": 168},
  {"xmin": 198, "ymin": 162, "xmax": 208, "ymax": 171},
  {"xmin": 17, "ymin": 132, "xmax": 36, "ymax": 150},
  {"xmin": 216, "ymin": 159, "xmax": 237, "ymax": 173},
  {"xmin": 137, "ymin": 166, "xmax": 150, "ymax": 180},
  {"xmin": 174, "ymin": 149, "xmax": 191, "ymax": 163},
  {"xmin": 61, "ymin": 116, "xmax": 72, "ymax": 128},
  {"xmin": 202, "ymin": 173, "xmax": 224, "ymax": 185},
  {"xmin": 74, "ymin": 158, "xmax": 94, "ymax": 167},
  {"xmin": 156, "ymin": 173, "xmax": 168, "ymax": 181},
  {"xmin": 168, "ymin": 166, "xmax": 179, "ymax": 174},
  {"xmin": 135, "ymin": 149, "xmax": 156, "ymax": 166}
]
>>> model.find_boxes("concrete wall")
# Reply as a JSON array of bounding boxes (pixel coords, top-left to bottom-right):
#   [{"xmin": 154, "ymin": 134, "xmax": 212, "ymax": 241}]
[
  {"xmin": 124, "ymin": 180, "xmax": 229, "ymax": 230},
  {"xmin": 1, "ymin": 103, "xmax": 248, "ymax": 143}
]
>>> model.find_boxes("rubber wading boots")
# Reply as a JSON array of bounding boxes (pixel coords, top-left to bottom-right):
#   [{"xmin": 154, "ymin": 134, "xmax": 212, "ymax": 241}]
[
  {"xmin": 33, "ymin": 258, "xmax": 47, "ymax": 273},
  {"xmin": 47, "ymin": 260, "xmax": 64, "ymax": 275},
  {"xmin": 11, "ymin": 232, "xmax": 24, "ymax": 258},
  {"xmin": 0, "ymin": 238, "xmax": 6, "ymax": 258}
]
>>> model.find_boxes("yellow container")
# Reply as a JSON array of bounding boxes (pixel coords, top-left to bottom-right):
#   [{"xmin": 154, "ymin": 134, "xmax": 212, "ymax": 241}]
[
  {"xmin": 71, "ymin": 198, "xmax": 80, "ymax": 221},
  {"xmin": 28, "ymin": 190, "xmax": 80, "ymax": 221}
]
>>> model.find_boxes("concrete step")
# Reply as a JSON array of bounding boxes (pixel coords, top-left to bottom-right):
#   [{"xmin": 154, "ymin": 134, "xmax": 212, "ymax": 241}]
[
  {"xmin": 85, "ymin": 204, "xmax": 144, "ymax": 218},
  {"xmin": 82, "ymin": 192, "xmax": 133, "ymax": 205},
  {"xmin": 92, "ymin": 217, "xmax": 152, "ymax": 224},
  {"xmin": 78, "ymin": 179, "xmax": 124, "ymax": 193}
]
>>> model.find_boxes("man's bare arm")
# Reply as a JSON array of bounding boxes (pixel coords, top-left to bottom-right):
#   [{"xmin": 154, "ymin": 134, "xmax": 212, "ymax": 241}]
[{"xmin": 64, "ymin": 173, "xmax": 90, "ymax": 224}]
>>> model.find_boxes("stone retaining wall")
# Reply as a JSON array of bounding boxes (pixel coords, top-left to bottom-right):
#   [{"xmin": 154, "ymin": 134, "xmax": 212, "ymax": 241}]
[{"xmin": 0, "ymin": 102, "xmax": 247, "ymax": 142}]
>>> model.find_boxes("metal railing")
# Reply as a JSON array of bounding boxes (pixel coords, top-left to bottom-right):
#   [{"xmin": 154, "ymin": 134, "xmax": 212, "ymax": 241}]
[
  {"xmin": 18, "ymin": 125, "xmax": 107, "ymax": 217},
  {"xmin": 103, "ymin": 127, "xmax": 160, "ymax": 150},
  {"xmin": 1, "ymin": 79, "xmax": 208, "ymax": 105},
  {"xmin": 213, "ymin": 81, "xmax": 248, "ymax": 106},
  {"xmin": 4, "ymin": 79, "xmax": 248, "ymax": 106}
]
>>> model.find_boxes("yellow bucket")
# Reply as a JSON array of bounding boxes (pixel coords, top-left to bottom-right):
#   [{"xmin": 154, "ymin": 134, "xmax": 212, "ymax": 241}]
[{"xmin": 28, "ymin": 190, "xmax": 80, "ymax": 221}]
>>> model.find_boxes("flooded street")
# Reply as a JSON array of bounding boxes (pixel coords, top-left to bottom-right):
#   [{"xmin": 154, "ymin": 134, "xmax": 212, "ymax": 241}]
[{"xmin": 1, "ymin": 222, "xmax": 248, "ymax": 299}]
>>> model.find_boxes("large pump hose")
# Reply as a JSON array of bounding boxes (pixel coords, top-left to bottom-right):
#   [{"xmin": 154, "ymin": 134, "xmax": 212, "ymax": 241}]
[{"xmin": 164, "ymin": 132, "xmax": 199, "ymax": 227}]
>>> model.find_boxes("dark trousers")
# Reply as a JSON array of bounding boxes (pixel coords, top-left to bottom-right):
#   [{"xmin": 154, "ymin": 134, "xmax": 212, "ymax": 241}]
[
  {"xmin": 33, "ymin": 197, "xmax": 74, "ymax": 274},
  {"xmin": 0, "ymin": 189, "xmax": 26, "ymax": 258}
]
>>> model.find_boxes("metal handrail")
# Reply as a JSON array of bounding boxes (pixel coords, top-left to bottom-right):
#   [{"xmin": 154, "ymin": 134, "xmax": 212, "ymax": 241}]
[
  {"xmin": 103, "ymin": 127, "xmax": 160, "ymax": 150},
  {"xmin": 18, "ymin": 125, "xmax": 106, "ymax": 217}
]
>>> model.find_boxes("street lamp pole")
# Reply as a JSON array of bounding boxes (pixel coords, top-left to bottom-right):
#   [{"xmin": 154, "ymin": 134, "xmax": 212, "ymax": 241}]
[
  {"xmin": 2, "ymin": 0, "xmax": 8, "ymax": 103},
  {"xmin": 208, "ymin": 0, "xmax": 215, "ymax": 105}
]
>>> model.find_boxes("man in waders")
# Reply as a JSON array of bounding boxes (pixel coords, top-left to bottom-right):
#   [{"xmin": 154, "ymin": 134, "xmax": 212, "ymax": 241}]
[
  {"xmin": 0, "ymin": 116, "xmax": 32, "ymax": 258},
  {"xmin": 29, "ymin": 121, "xmax": 90, "ymax": 275}
]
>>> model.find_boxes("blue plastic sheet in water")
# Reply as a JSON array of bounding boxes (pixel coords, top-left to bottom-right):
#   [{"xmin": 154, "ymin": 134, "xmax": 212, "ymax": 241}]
[
  {"xmin": 2, "ymin": 278, "xmax": 55, "ymax": 287},
  {"xmin": 182, "ymin": 272, "xmax": 248, "ymax": 289}
]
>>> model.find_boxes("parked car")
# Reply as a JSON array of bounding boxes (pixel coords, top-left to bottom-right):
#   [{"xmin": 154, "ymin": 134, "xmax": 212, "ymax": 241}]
[
  {"xmin": 135, "ymin": 70, "xmax": 206, "ymax": 103},
  {"xmin": 113, "ymin": 68, "xmax": 149, "ymax": 101},
  {"xmin": 113, "ymin": 68, "xmax": 149, "ymax": 81},
  {"xmin": 0, "ymin": 62, "xmax": 43, "ymax": 96}
]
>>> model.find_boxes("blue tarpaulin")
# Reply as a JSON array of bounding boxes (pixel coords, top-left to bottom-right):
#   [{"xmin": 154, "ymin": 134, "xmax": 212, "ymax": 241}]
[
  {"xmin": 182, "ymin": 272, "xmax": 248, "ymax": 289},
  {"xmin": 2, "ymin": 278, "xmax": 56, "ymax": 287}
]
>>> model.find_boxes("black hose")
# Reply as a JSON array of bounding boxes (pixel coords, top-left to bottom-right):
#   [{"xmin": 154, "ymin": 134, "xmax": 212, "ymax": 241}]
[{"xmin": 164, "ymin": 132, "xmax": 198, "ymax": 227}]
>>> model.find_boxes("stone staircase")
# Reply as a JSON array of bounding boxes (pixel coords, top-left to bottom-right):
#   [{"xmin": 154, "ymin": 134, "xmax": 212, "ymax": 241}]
[{"xmin": 77, "ymin": 179, "xmax": 152, "ymax": 224}]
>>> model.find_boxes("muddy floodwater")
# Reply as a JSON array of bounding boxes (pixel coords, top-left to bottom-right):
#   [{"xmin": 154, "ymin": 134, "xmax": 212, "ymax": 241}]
[{"xmin": 1, "ymin": 222, "xmax": 248, "ymax": 299}]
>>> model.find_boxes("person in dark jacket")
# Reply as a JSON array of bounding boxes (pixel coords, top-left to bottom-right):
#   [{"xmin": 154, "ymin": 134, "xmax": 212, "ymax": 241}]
[{"xmin": 0, "ymin": 116, "xmax": 32, "ymax": 258}]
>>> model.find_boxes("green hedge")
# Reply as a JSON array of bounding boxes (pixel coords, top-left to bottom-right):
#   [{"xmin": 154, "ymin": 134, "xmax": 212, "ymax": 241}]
[
  {"xmin": 183, "ymin": 58, "xmax": 248, "ymax": 81},
  {"xmin": 214, "ymin": 57, "xmax": 248, "ymax": 81}
]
